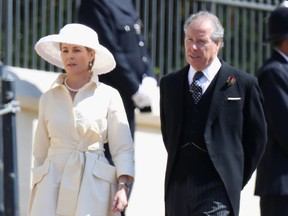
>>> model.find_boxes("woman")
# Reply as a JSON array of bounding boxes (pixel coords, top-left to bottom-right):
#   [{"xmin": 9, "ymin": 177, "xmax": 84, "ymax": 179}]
[{"xmin": 28, "ymin": 23, "xmax": 134, "ymax": 216}]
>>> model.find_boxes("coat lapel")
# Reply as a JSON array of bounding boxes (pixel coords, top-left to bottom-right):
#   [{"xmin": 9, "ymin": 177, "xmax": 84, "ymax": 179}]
[
  {"xmin": 171, "ymin": 66, "xmax": 189, "ymax": 148},
  {"xmin": 163, "ymin": 66, "xmax": 189, "ymax": 157},
  {"xmin": 272, "ymin": 51, "xmax": 288, "ymax": 71},
  {"xmin": 206, "ymin": 62, "xmax": 234, "ymax": 127}
]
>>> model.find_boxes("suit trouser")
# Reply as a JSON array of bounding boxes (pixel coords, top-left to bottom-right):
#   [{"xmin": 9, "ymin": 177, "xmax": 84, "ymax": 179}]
[
  {"xmin": 260, "ymin": 195, "xmax": 288, "ymax": 216},
  {"xmin": 166, "ymin": 144, "xmax": 232, "ymax": 216},
  {"xmin": 166, "ymin": 178, "xmax": 232, "ymax": 216}
]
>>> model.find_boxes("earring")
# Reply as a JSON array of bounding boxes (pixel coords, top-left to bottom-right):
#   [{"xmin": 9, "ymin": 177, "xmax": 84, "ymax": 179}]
[{"xmin": 89, "ymin": 61, "xmax": 93, "ymax": 68}]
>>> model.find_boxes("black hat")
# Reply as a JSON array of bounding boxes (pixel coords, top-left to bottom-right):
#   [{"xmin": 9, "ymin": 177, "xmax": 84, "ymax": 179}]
[{"xmin": 265, "ymin": 5, "xmax": 288, "ymax": 43}]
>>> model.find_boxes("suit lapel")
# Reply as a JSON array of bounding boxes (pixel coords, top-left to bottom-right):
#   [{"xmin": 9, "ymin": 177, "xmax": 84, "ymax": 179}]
[
  {"xmin": 272, "ymin": 51, "xmax": 288, "ymax": 72},
  {"xmin": 206, "ymin": 63, "xmax": 233, "ymax": 127},
  {"xmin": 166, "ymin": 66, "xmax": 189, "ymax": 154}
]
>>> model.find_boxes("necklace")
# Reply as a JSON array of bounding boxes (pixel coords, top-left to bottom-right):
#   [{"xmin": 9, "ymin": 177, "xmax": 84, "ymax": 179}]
[{"xmin": 64, "ymin": 77, "xmax": 80, "ymax": 92}]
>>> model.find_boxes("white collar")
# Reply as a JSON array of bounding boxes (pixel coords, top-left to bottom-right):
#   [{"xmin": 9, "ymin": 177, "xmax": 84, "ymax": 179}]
[{"xmin": 188, "ymin": 57, "xmax": 221, "ymax": 84}]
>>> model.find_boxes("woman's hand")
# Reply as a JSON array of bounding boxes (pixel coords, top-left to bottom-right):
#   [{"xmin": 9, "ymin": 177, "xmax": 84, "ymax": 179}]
[{"xmin": 111, "ymin": 185, "xmax": 129, "ymax": 213}]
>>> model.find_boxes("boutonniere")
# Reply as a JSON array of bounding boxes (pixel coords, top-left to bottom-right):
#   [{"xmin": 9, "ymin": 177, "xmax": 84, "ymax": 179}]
[{"xmin": 226, "ymin": 75, "xmax": 236, "ymax": 87}]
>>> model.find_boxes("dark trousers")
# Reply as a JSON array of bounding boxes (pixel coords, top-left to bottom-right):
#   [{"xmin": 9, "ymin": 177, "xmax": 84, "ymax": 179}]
[
  {"xmin": 166, "ymin": 178, "xmax": 232, "ymax": 216},
  {"xmin": 260, "ymin": 195, "xmax": 288, "ymax": 216},
  {"xmin": 166, "ymin": 144, "xmax": 232, "ymax": 216},
  {"xmin": 122, "ymin": 97, "xmax": 135, "ymax": 139}
]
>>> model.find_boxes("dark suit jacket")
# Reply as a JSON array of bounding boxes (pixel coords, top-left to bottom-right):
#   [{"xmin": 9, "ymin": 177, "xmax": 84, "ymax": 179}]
[
  {"xmin": 160, "ymin": 61, "xmax": 267, "ymax": 215},
  {"xmin": 255, "ymin": 51, "xmax": 288, "ymax": 197}
]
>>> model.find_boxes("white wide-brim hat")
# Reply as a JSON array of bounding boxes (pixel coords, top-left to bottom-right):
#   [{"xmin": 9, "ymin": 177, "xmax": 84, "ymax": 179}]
[{"xmin": 35, "ymin": 23, "xmax": 116, "ymax": 75}]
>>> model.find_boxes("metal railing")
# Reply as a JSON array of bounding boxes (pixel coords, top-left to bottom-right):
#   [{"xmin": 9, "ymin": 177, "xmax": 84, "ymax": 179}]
[
  {"xmin": 0, "ymin": 63, "xmax": 21, "ymax": 216},
  {"xmin": 0, "ymin": 0, "xmax": 283, "ymax": 79}
]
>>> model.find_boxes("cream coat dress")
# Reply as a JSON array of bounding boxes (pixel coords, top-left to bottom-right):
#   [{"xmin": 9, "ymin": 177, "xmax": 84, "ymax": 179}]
[{"xmin": 28, "ymin": 73, "xmax": 134, "ymax": 216}]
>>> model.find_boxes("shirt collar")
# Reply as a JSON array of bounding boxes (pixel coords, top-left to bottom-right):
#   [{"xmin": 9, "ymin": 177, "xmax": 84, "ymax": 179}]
[{"xmin": 188, "ymin": 57, "xmax": 221, "ymax": 84}]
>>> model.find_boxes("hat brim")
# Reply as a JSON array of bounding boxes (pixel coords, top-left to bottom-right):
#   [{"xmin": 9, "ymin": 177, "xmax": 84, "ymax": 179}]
[{"xmin": 35, "ymin": 34, "xmax": 116, "ymax": 75}]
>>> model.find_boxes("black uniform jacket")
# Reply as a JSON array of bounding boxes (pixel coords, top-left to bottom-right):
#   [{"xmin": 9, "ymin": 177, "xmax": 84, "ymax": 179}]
[
  {"xmin": 255, "ymin": 51, "xmax": 288, "ymax": 197},
  {"xmin": 78, "ymin": 0, "xmax": 155, "ymax": 98}
]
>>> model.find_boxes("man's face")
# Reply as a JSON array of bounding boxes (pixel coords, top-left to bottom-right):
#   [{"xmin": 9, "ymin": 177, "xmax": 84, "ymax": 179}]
[{"xmin": 184, "ymin": 19, "xmax": 221, "ymax": 71}]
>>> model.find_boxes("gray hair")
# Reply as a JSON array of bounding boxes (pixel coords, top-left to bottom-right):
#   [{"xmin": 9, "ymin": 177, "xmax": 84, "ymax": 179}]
[{"xmin": 184, "ymin": 11, "xmax": 224, "ymax": 48}]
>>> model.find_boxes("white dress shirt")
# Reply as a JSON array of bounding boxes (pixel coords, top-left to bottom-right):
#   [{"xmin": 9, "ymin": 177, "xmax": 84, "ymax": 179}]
[{"xmin": 188, "ymin": 57, "xmax": 222, "ymax": 94}]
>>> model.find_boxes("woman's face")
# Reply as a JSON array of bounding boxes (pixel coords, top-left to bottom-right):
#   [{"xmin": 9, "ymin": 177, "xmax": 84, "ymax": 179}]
[
  {"xmin": 184, "ymin": 19, "xmax": 221, "ymax": 71},
  {"xmin": 60, "ymin": 43, "xmax": 95, "ymax": 75}
]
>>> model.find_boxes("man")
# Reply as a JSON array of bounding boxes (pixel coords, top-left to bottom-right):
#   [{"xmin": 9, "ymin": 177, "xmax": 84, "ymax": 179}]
[
  {"xmin": 78, "ymin": 0, "xmax": 157, "ymax": 139},
  {"xmin": 160, "ymin": 11, "xmax": 267, "ymax": 216},
  {"xmin": 254, "ymin": 4, "xmax": 288, "ymax": 216}
]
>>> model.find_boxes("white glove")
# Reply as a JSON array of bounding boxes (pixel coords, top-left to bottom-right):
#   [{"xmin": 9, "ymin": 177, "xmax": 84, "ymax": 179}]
[{"xmin": 132, "ymin": 77, "xmax": 157, "ymax": 108}]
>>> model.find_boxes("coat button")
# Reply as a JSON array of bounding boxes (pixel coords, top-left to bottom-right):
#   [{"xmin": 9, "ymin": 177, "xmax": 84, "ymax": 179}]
[
  {"xmin": 124, "ymin": 25, "xmax": 130, "ymax": 31},
  {"xmin": 139, "ymin": 41, "xmax": 144, "ymax": 47},
  {"xmin": 142, "ymin": 56, "xmax": 147, "ymax": 62}
]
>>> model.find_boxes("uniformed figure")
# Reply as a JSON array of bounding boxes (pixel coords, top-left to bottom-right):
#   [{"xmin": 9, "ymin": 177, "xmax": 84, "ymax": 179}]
[
  {"xmin": 78, "ymin": 0, "xmax": 157, "ymax": 139},
  {"xmin": 255, "ymin": 3, "xmax": 288, "ymax": 216},
  {"xmin": 78, "ymin": 1, "xmax": 157, "ymax": 215}
]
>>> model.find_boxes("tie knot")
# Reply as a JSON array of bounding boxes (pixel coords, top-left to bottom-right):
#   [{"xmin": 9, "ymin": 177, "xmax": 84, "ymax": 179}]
[{"xmin": 193, "ymin": 71, "xmax": 204, "ymax": 81}]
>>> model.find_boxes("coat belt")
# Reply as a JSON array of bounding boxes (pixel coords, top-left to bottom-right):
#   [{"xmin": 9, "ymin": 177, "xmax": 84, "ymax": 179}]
[{"xmin": 48, "ymin": 138, "xmax": 104, "ymax": 215}]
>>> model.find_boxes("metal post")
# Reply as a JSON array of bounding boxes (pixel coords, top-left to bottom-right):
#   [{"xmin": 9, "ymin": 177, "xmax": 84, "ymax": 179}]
[
  {"xmin": 0, "ymin": 63, "xmax": 4, "ymax": 216},
  {"xmin": 2, "ymin": 72, "xmax": 19, "ymax": 216}
]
